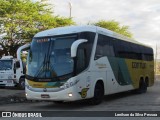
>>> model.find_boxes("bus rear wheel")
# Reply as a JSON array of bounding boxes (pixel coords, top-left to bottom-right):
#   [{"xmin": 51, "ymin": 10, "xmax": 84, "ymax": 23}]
[
  {"xmin": 137, "ymin": 79, "xmax": 147, "ymax": 94},
  {"xmin": 90, "ymin": 82, "xmax": 104, "ymax": 105}
]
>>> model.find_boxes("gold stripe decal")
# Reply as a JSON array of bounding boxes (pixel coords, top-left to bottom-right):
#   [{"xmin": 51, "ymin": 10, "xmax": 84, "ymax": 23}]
[{"xmin": 27, "ymin": 80, "xmax": 58, "ymax": 88}]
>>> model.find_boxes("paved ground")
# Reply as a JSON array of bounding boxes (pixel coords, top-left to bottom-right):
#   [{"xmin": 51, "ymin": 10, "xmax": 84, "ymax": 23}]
[
  {"xmin": 0, "ymin": 87, "xmax": 25, "ymax": 104},
  {"xmin": 0, "ymin": 79, "xmax": 160, "ymax": 119},
  {"xmin": 0, "ymin": 87, "xmax": 24, "ymax": 97},
  {"xmin": 0, "ymin": 80, "xmax": 160, "ymax": 111},
  {"xmin": 0, "ymin": 81, "xmax": 160, "ymax": 111}
]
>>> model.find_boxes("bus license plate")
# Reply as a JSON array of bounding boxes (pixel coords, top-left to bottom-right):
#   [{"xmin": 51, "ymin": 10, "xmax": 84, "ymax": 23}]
[{"xmin": 41, "ymin": 94, "xmax": 50, "ymax": 98}]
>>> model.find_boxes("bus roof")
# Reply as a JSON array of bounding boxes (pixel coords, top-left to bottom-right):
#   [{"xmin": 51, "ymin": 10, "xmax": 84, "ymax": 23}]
[
  {"xmin": 34, "ymin": 25, "xmax": 97, "ymax": 37},
  {"xmin": 34, "ymin": 25, "xmax": 151, "ymax": 48}
]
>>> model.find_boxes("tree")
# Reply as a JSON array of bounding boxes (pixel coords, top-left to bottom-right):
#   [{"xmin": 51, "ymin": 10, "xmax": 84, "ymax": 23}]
[
  {"xmin": 92, "ymin": 20, "xmax": 133, "ymax": 38},
  {"xmin": 0, "ymin": 0, "xmax": 74, "ymax": 57}
]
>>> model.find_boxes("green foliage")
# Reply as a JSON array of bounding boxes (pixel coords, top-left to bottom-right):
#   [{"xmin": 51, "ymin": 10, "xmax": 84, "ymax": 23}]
[
  {"xmin": 21, "ymin": 53, "xmax": 27, "ymax": 62},
  {"xmin": 0, "ymin": 0, "xmax": 74, "ymax": 57},
  {"xmin": 92, "ymin": 20, "xmax": 133, "ymax": 38}
]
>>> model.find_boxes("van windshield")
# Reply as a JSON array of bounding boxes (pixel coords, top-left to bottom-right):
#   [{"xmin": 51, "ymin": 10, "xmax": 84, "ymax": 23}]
[{"xmin": 0, "ymin": 60, "xmax": 13, "ymax": 70}]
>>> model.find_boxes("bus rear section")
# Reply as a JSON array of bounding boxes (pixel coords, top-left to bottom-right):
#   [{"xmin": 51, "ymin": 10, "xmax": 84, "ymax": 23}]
[{"xmin": 94, "ymin": 33, "xmax": 154, "ymax": 95}]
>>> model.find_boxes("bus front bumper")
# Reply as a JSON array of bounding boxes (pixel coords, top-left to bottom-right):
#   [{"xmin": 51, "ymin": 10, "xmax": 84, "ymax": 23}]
[{"xmin": 25, "ymin": 86, "xmax": 81, "ymax": 102}]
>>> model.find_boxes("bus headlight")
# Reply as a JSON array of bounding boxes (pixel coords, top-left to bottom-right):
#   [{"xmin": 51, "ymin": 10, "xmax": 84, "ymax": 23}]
[{"xmin": 60, "ymin": 79, "xmax": 79, "ymax": 89}]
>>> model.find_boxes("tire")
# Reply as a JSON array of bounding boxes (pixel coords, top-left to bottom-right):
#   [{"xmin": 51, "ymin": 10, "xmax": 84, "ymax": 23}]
[
  {"xmin": 145, "ymin": 77, "xmax": 149, "ymax": 87},
  {"xmin": 90, "ymin": 82, "xmax": 104, "ymax": 105},
  {"xmin": 136, "ymin": 80, "xmax": 147, "ymax": 94},
  {"xmin": 18, "ymin": 78, "xmax": 25, "ymax": 90}
]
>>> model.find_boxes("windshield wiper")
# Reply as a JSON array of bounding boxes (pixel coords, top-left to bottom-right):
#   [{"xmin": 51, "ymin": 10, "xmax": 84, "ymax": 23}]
[
  {"xmin": 34, "ymin": 40, "xmax": 57, "ymax": 78},
  {"xmin": 34, "ymin": 53, "xmax": 47, "ymax": 78}
]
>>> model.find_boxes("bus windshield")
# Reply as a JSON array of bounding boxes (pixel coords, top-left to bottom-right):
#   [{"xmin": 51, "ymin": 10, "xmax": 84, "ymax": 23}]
[
  {"xmin": 27, "ymin": 35, "xmax": 77, "ymax": 79},
  {"xmin": 0, "ymin": 60, "xmax": 13, "ymax": 70}
]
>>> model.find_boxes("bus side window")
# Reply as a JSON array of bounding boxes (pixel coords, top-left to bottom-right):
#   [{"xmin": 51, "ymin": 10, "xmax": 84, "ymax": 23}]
[
  {"xmin": 76, "ymin": 49, "xmax": 86, "ymax": 74},
  {"xmin": 95, "ymin": 34, "xmax": 115, "ymax": 60},
  {"xmin": 95, "ymin": 45, "xmax": 103, "ymax": 59}
]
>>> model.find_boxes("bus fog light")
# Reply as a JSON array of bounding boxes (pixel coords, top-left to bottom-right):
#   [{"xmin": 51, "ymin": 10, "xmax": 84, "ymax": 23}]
[
  {"xmin": 26, "ymin": 93, "xmax": 28, "ymax": 97},
  {"xmin": 68, "ymin": 93, "xmax": 73, "ymax": 97}
]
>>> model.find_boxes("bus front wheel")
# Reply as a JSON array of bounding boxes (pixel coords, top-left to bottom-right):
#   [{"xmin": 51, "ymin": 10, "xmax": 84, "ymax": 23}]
[{"xmin": 90, "ymin": 82, "xmax": 104, "ymax": 105}]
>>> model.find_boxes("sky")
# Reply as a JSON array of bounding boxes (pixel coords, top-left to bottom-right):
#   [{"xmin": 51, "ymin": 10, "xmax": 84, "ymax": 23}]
[{"xmin": 37, "ymin": 0, "xmax": 160, "ymax": 58}]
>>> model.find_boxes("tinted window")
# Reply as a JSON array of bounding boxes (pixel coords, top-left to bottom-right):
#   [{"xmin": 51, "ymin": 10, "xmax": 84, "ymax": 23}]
[
  {"xmin": 74, "ymin": 32, "xmax": 95, "ymax": 75},
  {"xmin": 79, "ymin": 32, "xmax": 95, "ymax": 66},
  {"xmin": 114, "ymin": 40, "xmax": 132, "ymax": 58},
  {"xmin": 95, "ymin": 34, "xmax": 115, "ymax": 60},
  {"xmin": 142, "ymin": 47, "xmax": 153, "ymax": 61},
  {"xmin": 114, "ymin": 39, "xmax": 153, "ymax": 61},
  {"xmin": 95, "ymin": 34, "xmax": 153, "ymax": 61}
]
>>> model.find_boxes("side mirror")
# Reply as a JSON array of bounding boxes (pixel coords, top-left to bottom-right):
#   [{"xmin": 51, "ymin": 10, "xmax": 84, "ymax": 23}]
[
  {"xmin": 16, "ymin": 61, "xmax": 20, "ymax": 68},
  {"xmin": 17, "ymin": 43, "xmax": 30, "ymax": 60},
  {"xmin": 71, "ymin": 39, "xmax": 88, "ymax": 58}
]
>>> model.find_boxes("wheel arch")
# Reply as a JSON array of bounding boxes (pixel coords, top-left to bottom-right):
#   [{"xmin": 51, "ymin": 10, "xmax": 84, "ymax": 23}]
[{"xmin": 94, "ymin": 79, "xmax": 105, "ymax": 95}]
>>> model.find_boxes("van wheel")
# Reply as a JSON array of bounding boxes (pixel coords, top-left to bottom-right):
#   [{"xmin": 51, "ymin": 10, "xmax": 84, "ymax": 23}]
[
  {"xmin": 90, "ymin": 82, "xmax": 104, "ymax": 105},
  {"xmin": 18, "ymin": 78, "xmax": 25, "ymax": 90},
  {"xmin": 137, "ymin": 79, "xmax": 147, "ymax": 94}
]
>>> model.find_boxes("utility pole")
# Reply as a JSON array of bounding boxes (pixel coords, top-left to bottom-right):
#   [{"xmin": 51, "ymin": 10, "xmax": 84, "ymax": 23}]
[
  {"xmin": 68, "ymin": 1, "xmax": 72, "ymax": 18},
  {"xmin": 155, "ymin": 44, "xmax": 157, "ymax": 77}
]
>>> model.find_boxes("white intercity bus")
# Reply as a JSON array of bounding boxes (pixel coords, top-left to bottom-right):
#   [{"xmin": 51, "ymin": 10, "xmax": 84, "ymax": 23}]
[{"xmin": 25, "ymin": 25, "xmax": 154, "ymax": 104}]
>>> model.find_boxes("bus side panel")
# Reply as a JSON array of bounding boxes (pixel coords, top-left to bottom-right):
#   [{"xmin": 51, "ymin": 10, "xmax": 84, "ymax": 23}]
[
  {"xmin": 125, "ymin": 59, "xmax": 154, "ymax": 88},
  {"xmin": 107, "ymin": 57, "xmax": 154, "ymax": 90},
  {"xmin": 92, "ymin": 57, "xmax": 134, "ymax": 95},
  {"xmin": 108, "ymin": 57, "xmax": 132, "ymax": 86}
]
